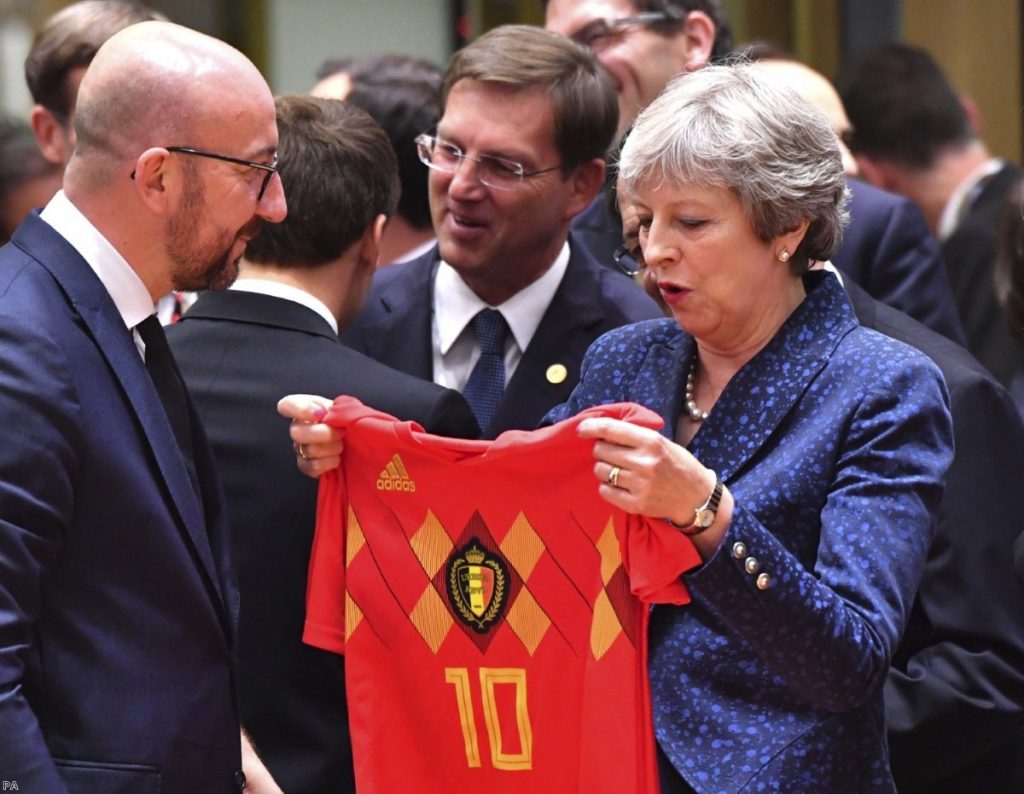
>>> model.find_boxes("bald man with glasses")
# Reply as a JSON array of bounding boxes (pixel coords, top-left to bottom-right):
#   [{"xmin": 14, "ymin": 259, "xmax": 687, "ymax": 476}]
[
  {"xmin": 340, "ymin": 25, "xmax": 660, "ymax": 439},
  {"xmin": 0, "ymin": 21, "xmax": 286, "ymax": 792}
]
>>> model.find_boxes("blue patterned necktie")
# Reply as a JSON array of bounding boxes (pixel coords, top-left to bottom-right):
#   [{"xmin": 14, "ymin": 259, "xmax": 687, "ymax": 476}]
[{"xmin": 462, "ymin": 308, "xmax": 509, "ymax": 435}]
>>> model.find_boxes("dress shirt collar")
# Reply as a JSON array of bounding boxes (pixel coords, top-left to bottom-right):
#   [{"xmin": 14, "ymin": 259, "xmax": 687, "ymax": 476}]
[
  {"xmin": 40, "ymin": 190, "xmax": 155, "ymax": 332},
  {"xmin": 821, "ymin": 261, "xmax": 844, "ymax": 286},
  {"xmin": 937, "ymin": 157, "xmax": 1004, "ymax": 241},
  {"xmin": 434, "ymin": 241, "xmax": 570, "ymax": 355},
  {"xmin": 390, "ymin": 237, "xmax": 437, "ymax": 266},
  {"xmin": 231, "ymin": 277, "xmax": 338, "ymax": 334}
]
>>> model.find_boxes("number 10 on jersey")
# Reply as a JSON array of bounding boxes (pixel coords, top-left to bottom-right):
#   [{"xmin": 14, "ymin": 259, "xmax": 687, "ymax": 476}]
[{"xmin": 445, "ymin": 667, "xmax": 533, "ymax": 770}]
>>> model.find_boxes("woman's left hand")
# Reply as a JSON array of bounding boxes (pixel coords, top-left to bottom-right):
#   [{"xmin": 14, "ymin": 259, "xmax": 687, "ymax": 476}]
[{"xmin": 577, "ymin": 417, "xmax": 732, "ymax": 556}]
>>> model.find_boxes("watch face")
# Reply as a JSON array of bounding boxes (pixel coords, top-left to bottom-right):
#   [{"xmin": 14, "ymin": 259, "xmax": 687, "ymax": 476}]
[{"xmin": 695, "ymin": 509, "xmax": 715, "ymax": 528}]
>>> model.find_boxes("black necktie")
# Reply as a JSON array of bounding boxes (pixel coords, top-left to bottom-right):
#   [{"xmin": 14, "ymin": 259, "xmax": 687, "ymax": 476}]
[
  {"xmin": 136, "ymin": 314, "xmax": 200, "ymax": 499},
  {"xmin": 462, "ymin": 309, "xmax": 509, "ymax": 435}
]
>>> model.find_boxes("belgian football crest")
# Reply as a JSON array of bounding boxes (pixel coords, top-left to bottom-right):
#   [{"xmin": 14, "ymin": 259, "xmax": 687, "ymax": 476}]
[{"xmin": 446, "ymin": 538, "xmax": 509, "ymax": 634}]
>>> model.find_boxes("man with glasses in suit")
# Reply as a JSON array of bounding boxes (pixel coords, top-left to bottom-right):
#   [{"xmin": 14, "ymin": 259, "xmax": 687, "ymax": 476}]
[
  {"xmin": 0, "ymin": 21, "xmax": 286, "ymax": 792},
  {"xmin": 341, "ymin": 24, "xmax": 660, "ymax": 439}
]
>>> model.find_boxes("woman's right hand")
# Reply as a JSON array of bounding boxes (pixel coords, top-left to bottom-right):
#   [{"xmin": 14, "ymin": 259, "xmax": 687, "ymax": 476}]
[
  {"xmin": 277, "ymin": 394, "xmax": 344, "ymax": 479},
  {"xmin": 577, "ymin": 416, "xmax": 734, "ymax": 560}
]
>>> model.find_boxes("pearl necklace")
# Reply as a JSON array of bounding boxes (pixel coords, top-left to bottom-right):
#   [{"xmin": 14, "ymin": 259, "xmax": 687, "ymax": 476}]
[{"xmin": 685, "ymin": 357, "xmax": 709, "ymax": 422}]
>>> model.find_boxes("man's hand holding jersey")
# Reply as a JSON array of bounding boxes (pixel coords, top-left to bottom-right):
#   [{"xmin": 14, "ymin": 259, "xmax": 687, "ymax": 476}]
[{"xmin": 278, "ymin": 394, "xmax": 344, "ymax": 478}]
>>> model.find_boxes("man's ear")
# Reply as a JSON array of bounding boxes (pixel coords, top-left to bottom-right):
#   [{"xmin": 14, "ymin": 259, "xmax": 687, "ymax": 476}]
[
  {"xmin": 565, "ymin": 158, "xmax": 606, "ymax": 220},
  {"xmin": 357, "ymin": 213, "xmax": 388, "ymax": 270},
  {"xmin": 131, "ymin": 147, "xmax": 177, "ymax": 214},
  {"xmin": 29, "ymin": 105, "xmax": 72, "ymax": 167},
  {"xmin": 853, "ymin": 156, "xmax": 897, "ymax": 192},
  {"xmin": 681, "ymin": 11, "xmax": 716, "ymax": 72}
]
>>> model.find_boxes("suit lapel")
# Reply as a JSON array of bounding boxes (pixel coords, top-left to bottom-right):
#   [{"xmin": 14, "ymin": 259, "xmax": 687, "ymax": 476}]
[
  {"xmin": 688, "ymin": 272, "xmax": 858, "ymax": 482},
  {"xmin": 14, "ymin": 216, "xmax": 225, "ymax": 607},
  {"xmin": 366, "ymin": 253, "xmax": 436, "ymax": 379},
  {"xmin": 492, "ymin": 244, "xmax": 609, "ymax": 432}
]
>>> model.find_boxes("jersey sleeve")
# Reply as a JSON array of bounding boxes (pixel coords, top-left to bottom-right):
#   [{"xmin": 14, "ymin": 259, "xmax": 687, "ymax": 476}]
[
  {"xmin": 303, "ymin": 468, "xmax": 348, "ymax": 655},
  {"xmin": 623, "ymin": 515, "xmax": 701, "ymax": 605}
]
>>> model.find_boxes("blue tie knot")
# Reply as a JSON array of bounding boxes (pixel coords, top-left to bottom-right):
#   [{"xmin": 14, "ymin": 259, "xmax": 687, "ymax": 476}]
[
  {"xmin": 472, "ymin": 308, "xmax": 508, "ymax": 355},
  {"xmin": 463, "ymin": 309, "xmax": 509, "ymax": 437}
]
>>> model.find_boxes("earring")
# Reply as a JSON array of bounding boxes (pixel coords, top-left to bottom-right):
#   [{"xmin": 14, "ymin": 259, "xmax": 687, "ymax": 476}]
[{"xmin": 777, "ymin": 249, "xmax": 790, "ymax": 262}]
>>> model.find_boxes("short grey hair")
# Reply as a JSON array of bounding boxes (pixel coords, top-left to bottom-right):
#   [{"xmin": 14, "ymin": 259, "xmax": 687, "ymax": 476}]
[{"xmin": 618, "ymin": 62, "xmax": 848, "ymax": 271}]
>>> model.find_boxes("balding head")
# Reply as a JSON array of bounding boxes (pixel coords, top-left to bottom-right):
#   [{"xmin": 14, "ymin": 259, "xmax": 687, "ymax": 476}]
[
  {"xmin": 61, "ymin": 20, "xmax": 285, "ymax": 301},
  {"xmin": 752, "ymin": 59, "xmax": 857, "ymax": 176},
  {"xmin": 71, "ymin": 21, "xmax": 274, "ymax": 184}
]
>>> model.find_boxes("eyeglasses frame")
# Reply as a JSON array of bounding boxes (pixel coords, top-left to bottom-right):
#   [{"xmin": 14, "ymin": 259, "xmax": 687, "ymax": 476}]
[
  {"xmin": 613, "ymin": 243, "xmax": 644, "ymax": 277},
  {"xmin": 130, "ymin": 145, "xmax": 279, "ymax": 201},
  {"xmin": 415, "ymin": 133, "xmax": 562, "ymax": 191},
  {"xmin": 570, "ymin": 11, "xmax": 679, "ymax": 49}
]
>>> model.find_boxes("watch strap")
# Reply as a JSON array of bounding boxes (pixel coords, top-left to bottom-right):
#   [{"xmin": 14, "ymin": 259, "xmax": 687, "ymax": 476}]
[{"xmin": 667, "ymin": 471, "xmax": 723, "ymax": 536}]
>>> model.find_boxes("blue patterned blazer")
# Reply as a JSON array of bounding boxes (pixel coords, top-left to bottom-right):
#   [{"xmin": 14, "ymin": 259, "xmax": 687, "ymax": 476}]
[{"xmin": 547, "ymin": 272, "xmax": 954, "ymax": 793}]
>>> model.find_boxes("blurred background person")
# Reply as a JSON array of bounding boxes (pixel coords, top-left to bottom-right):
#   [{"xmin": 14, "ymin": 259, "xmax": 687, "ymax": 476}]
[
  {"xmin": 995, "ymin": 176, "xmax": 1024, "ymax": 415},
  {"xmin": 24, "ymin": 0, "xmax": 164, "ymax": 173},
  {"xmin": 0, "ymin": 117, "xmax": 62, "ymax": 244},
  {"xmin": 841, "ymin": 42, "xmax": 1024, "ymax": 387},
  {"xmin": 993, "ymin": 176, "xmax": 1024, "ymax": 660},
  {"xmin": 313, "ymin": 54, "xmax": 443, "ymax": 265},
  {"xmin": 548, "ymin": 62, "xmax": 953, "ymax": 793}
]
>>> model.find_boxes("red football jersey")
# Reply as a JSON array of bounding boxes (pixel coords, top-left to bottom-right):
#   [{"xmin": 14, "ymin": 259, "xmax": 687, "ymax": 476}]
[{"xmin": 304, "ymin": 398, "xmax": 700, "ymax": 793}]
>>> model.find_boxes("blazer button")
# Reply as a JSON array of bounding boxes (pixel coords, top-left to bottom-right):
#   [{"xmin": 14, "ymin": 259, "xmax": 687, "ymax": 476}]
[
  {"xmin": 234, "ymin": 769, "xmax": 247, "ymax": 792},
  {"xmin": 744, "ymin": 557, "xmax": 760, "ymax": 575},
  {"xmin": 756, "ymin": 573, "xmax": 772, "ymax": 590},
  {"xmin": 732, "ymin": 542, "xmax": 747, "ymax": 559}
]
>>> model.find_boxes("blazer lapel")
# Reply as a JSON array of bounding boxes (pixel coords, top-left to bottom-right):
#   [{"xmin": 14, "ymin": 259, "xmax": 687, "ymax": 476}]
[
  {"xmin": 629, "ymin": 330, "xmax": 691, "ymax": 440},
  {"xmin": 15, "ymin": 216, "xmax": 225, "ymax": 607},
  {"xmin": 689, "ymin": 272, "xmax": 858, "ymax": 482}
]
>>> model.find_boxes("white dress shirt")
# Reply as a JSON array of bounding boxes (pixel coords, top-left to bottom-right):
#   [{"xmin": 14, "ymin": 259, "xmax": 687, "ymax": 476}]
[
  {"xmin": 937, "ymin": 157, "xmax": 1005, "ymax": 241},
  {"xmin": 432, "ymin": 242, "xmax": 570, "ymax": 391},
  {"xmin": 231, "ymin": 278, "xmax": 338, "ymax": 334},
  {"xmin": 40, "ymin": 190, "xmax": 155, "ymax": 358}
]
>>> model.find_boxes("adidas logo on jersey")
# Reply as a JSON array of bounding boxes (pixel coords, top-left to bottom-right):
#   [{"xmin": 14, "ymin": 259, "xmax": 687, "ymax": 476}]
[{"xmin": 376, "ymin": 454, "xmax": 416, "ymax": 492}]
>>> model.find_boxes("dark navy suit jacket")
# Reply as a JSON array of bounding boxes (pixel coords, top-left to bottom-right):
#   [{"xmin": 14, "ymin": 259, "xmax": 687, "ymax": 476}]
[
  {"xmin": 168, "ymin": 290, "xmax": 479, "ymax": 794},
  {"xmin": 548, "ymin": 272, "xmax": 954, "ymax": 792},
  {"xmin": 846, "ymin": 279, "xmax": 1024, "ymax": 792},
  {"xmin": 940, "ymin": 163, "xmax": 1024, "ymax": 387},
  {"xmin": 1016, "ymin": 532, "xmax": 1024, "ymax": 588},
  {"xmin": 0, "ymin": 214, "xmax": 241, "ymax": 793},
  {"xmin": 834, "ymin": 179, "xmax": 965, "ymax": 345},
  {"xmin": 341, "ymin": 236, "xmax": 663, "ymax": 437}
]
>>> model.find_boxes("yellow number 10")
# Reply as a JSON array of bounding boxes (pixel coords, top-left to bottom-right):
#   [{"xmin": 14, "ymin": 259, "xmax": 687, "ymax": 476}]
[{"xmin": 444, "ymin": 667, "xmax": 533, "ymax": 770}]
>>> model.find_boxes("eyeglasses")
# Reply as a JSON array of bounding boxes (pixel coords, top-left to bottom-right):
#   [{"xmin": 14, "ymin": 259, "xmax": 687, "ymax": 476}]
[
  {"xmin": 168, "ymin": 146, "xmax": 279, "ymax": 201},
  {"xmin": 613, "ymin": 243, "xmax": 645, "ymax": 277},
  {"xmin": 570, "ymin": 11, "xmax": 678, "ymax": 50},
  {"xmin": 130, "ymin": 146, "xmax": 279, "ymax": 201},
  {"xmin": 415, "ymin": 133, "xmax": 561, "ymax": 191}
]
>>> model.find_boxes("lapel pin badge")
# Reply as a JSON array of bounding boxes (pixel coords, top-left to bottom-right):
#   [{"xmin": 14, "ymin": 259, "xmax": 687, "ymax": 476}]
[{"xmin": 545, "ymin": 363, "xmax": 568, "ymax": 385}]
